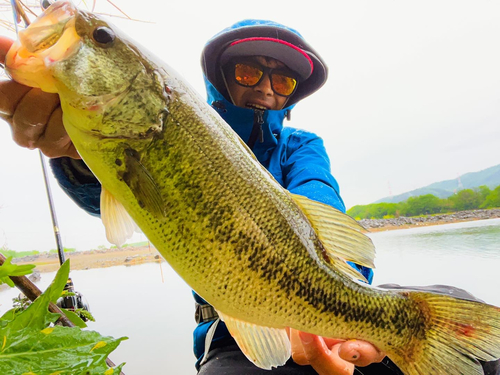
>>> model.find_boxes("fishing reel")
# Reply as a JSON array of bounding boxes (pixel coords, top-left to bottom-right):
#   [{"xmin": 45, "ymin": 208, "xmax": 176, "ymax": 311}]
[{"xmin": 56, "ymin": 277, "xmax": 92, "ymax": 322}]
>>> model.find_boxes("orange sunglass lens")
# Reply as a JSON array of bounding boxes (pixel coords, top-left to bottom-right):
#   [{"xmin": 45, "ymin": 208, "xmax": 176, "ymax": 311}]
[
  {"xmin": 234, "ymin": 64, "xmax": 263, "ymax": 86},
  {"xmin": 271, "ymin": 74, "xmax": 297, "ymax": 96}
]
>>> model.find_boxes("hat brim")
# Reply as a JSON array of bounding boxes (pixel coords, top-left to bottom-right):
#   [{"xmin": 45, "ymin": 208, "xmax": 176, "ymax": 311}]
[{"xmin": 220, "ymin": 38, "xmax": 314, "ymax": 80}]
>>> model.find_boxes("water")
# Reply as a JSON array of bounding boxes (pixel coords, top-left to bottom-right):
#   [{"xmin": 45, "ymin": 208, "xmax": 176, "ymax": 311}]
[
  {"xmin": 0, "ymin": 219, "xmax": 499, "ymax": 374},
  {"xmin": 370, "ymin": 218, "xmax": 500, "ymax": 306}
]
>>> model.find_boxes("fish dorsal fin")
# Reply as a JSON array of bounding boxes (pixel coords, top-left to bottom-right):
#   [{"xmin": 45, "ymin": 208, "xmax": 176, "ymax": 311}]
[
  {"xmin": 217, "ymin": 311, "xmax": 290, "ymax": 370},
  {"xmin": 290, "ymin": 193, "xmax": 376, "ymax": 269},
  {"xmin": 101, "ymin": 187, "xmax": 138, "ymax": 247}
]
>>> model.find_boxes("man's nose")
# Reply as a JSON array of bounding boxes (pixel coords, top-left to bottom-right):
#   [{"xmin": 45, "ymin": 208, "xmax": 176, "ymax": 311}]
[{"xmin": 254, "ymin": 73, "xmax": 273, "ymax": 96}]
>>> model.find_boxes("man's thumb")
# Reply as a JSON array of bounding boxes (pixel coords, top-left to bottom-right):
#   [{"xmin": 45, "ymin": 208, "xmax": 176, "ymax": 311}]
[{"xmin": 0, "ymin": 37, "xmax": 14, "ymax": 64}]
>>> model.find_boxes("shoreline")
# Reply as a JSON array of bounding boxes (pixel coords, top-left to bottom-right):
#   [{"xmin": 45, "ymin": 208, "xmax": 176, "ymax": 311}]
[
  {"xmin": 11, "ymin": 209, "xmax": 500, "ymax": 273},
  {"xmin": 360, "ymin": 208, "xmax": 500, "ymax": 232},
  {"xmin": 13, "ymin": 245, "xmax": 164, "ymax": 274}
]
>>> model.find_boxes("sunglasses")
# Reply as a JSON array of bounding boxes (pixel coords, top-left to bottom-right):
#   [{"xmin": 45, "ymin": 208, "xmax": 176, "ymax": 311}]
[{"xmin": 228, "ymin": 62, "xmax": 298, "ymax": 97}]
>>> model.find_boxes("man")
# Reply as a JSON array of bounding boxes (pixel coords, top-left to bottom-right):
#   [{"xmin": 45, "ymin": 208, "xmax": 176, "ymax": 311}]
[{"xmin": 0, "ymin": 19, "xmax": 388, "ymax": 374}]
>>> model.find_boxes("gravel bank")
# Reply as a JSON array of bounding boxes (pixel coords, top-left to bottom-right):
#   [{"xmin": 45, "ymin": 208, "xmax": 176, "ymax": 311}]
[{"xmin": 358, "ymin": 208, "xmax": 500, "ymax": 230}]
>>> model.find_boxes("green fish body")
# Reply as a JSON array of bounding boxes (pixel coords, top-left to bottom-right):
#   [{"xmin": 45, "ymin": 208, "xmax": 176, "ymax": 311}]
[{"xmin": 6, "ymin": 2, "xmax": 500, "ymax": 373}]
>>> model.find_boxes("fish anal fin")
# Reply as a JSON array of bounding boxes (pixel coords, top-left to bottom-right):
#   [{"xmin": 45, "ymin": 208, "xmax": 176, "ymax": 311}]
[
  {"xmin": 217, "ymin": 311, "xmax": 290, "ymax": 370},
  {"xmin": 100, "ymin": 187, "xmax": 138, "ymax": 247},
  {"xmin": 290, "ymin": 193, "xmax": 376, "ymax": 269},
  {"xmin": 122, "ymin": 147, "xmax": 166, "ymax": 219}
]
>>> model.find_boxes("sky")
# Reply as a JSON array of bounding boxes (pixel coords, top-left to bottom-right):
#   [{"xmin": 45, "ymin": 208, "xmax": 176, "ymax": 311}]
[{"xmin": 0, "ymin": 0, "xmax": 499, "ymax": 252}]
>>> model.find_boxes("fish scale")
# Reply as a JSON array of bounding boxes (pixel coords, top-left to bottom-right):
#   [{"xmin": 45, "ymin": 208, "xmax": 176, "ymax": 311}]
[{"xmin": 5, "ymin": 2, "xmax": 500, "ymax": 373}]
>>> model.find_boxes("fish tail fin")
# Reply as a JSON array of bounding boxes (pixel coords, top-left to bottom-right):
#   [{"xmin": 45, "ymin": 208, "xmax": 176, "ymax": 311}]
[{"xmin": 391, "ymin": 291, "xmax": 500, "ymax": 375}]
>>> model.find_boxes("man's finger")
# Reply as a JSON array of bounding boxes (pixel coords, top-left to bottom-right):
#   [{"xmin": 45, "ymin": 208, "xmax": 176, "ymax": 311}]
[
  {"xmin": 299, "ymin": 332, "xmax": 354, "ymax": 375},
  {"xmin": 0, "ymin": 36, "xmax": 14, "ymax": 64},
  {"xmin": 338, "ymin": 340, "xmax": 385, "ymax": 367},
  {"xmin": 290, "ymin": 329, "xmax": 309, "ymax": 365},
  {"xmin": 62, "ymin": 142, "xmax": 80, "ymax": 159},
  {"xmin": 0, "ymin": 80, "xmax": 31, "ymax": 118},
  {"xmin": 11, "ymin": 88, "xmax": 60, "ymax": 148},
  {"xmin": 38, "ymin": 106, "xmax": 80, "ymax": 159}
]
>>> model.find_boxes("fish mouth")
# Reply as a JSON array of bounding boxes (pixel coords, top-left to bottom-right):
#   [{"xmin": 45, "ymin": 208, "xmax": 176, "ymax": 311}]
[{"xmin": 6, "ymin": 1, "xmax": 80, "ymax": 93}]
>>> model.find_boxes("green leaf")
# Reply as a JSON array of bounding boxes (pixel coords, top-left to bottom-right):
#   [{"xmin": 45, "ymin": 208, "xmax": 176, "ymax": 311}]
[
  {"xmin": 4, "ymin": 260, "xmax": 70, "ymax": 334},
  {"xmin": 61, "ymin": 308, "xmax": 88, "ymax": 329},
  {"xmin": 0, "ymin": 325, "xmax": 126, "ymax": 374},
  {"xmin": 0, "ymin": 257, "xmax": 36, "ymax": 287},
  {"xmin": 0, "ymin": 260, "xmax": 127, "ymax": 374}
]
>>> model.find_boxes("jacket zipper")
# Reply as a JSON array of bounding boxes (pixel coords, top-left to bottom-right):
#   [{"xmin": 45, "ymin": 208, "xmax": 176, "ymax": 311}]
[
  {"xmin": 256, "ymin": 110, "xmax": 264, "ymax": 143},
  {"xmin": 247, "ymin": 109, "xmax": 265, "ymax": 149}
]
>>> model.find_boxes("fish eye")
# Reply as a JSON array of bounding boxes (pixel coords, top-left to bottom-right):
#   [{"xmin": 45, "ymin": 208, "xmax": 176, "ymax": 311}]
[{"xmin": 93, "ymin": 26, "xmax": 115, "ymax": 45}]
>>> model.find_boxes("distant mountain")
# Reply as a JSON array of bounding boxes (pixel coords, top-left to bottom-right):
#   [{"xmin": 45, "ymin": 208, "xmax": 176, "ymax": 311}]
[{"xmin": 375, "ymin": 164, "xmax": 500, "ymax": 204}]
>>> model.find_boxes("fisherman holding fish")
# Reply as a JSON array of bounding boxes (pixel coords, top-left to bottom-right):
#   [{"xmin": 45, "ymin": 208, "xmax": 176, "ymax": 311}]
[
  {"xmin": 0, "ymin": 19, "xmax": 387, "ymax": 374},
  {"xmin": 1, "ymin": 6, "xmax": 500, "ymax": 375}
]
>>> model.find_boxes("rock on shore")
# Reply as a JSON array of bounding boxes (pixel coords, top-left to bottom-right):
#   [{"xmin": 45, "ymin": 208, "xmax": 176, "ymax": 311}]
[{"xmin": 358, "ymin": 208, "xmax": 500, "ymax": 230}]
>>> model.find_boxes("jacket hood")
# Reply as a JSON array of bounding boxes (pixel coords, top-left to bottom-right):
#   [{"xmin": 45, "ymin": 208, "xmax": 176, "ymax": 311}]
[{"xmin": 201, "ymin": 19, "xmax": 328, "ymax": 107}]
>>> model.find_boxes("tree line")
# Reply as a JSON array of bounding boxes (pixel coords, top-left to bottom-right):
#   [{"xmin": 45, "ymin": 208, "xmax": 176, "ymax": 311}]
[
  {"xmin": 0, "ymin": 247, "xmax": 76, "ymax": 259},
  {"xmin": 347, "ymin": 185, "xmax": 500, "ymax": 220}
]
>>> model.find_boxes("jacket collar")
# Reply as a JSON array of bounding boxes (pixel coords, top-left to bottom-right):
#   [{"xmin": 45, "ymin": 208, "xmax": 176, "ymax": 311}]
[{"xmin": 204, "ymin": 78, "xmax": 294, "ymax": 165}]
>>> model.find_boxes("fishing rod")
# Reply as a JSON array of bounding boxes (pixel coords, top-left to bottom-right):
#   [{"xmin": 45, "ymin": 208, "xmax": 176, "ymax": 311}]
[
  {"xmin": 39, "ymin": 152, "xmax": 65, "ymax": 266},
  {"xmin": 10, "ymin": 0, "xmax": 90, "ymax": 320},
  {"xmin": 38, "ymin": 151, "xmax": 92, "ymax": 318}
]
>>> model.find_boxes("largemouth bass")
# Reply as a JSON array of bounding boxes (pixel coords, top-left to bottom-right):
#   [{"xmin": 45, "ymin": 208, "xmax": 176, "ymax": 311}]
[{"xmin": 6, "ymin": 2, "xmax": 500, "ymax": 374}]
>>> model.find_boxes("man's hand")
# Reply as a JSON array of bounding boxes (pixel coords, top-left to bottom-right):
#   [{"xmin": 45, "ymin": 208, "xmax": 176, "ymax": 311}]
[
  {"xmin": 0, "ymin": 36, "xmax": 79, "ymax": 159},
  {"xmin": 290, "ymin": 328, "xmax": 385, "ymax": 375}
]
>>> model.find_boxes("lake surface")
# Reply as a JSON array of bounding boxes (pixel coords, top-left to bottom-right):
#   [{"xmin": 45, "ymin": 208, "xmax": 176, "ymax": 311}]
[
  {"xmin": 371, "ymin": 218, "xmax": 500, "ymax": 307},
  {"xmin": 1, "ymin": 218, "xmax": 499, "ymax": 374}
]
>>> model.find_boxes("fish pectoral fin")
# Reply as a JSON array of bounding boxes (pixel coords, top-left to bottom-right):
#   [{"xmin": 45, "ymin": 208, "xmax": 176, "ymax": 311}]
[
  {"xmin": 290, "ymin": 193, "xmax": 376, "ymax": 269},
  {"xmin": 217, "ymin": 311, "xmax": 290, "ymax": 370},
  {"xmin": 123, "ymin": 147, "xmax": 166, "ymax": 219},
  {"xmin": 100, "ymin": 187, "xmax": 138, "ymax": 247}
]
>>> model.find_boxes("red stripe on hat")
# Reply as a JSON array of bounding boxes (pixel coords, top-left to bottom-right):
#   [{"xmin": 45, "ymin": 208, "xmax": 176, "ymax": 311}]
[{"xmin": 230, "ymin": 37, "xmax": 314, "ymax": 73}]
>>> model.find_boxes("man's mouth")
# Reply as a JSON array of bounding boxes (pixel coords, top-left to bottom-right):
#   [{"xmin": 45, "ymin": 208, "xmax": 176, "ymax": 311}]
[{"xmin": 246, "ymin": 103, "xmax": 269, "ymax": 110}]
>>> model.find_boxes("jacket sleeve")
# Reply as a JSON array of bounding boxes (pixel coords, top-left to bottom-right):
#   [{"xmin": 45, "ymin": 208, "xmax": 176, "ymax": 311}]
[
  {"xmin": 282, "ymin": 130, "xmax": 346, "ymax": 212},
  {"xmin": 49, "ymin": 157, "xmax": 102, "ymax": 217},
  {"xmin": 282, "ymin": 130, "xmax": 373, "ymax": 284}
]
